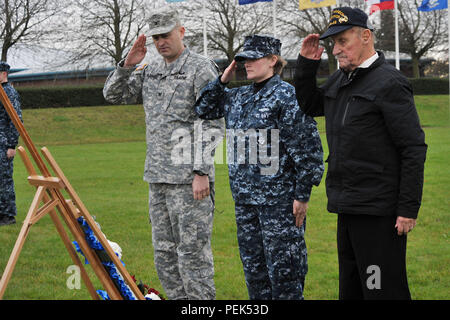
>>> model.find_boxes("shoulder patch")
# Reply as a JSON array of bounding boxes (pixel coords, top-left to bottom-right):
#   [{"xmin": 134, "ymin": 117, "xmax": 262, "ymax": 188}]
[{"xmin": 136, "ymin": 64, "xmax": 148, "ymax": 71}]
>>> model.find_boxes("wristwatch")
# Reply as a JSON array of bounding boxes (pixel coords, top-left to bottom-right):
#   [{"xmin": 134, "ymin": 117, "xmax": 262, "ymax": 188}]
[{"xmin": 193, "ymin": 170, "xmax": 207, "ymax": 176}]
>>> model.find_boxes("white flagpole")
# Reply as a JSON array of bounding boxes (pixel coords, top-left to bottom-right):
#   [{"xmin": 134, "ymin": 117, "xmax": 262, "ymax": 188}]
[
  {"xmin": 203, "ymin": 0, "xmax": 208, "ymax": 57},
  {"xmin": 273, "ymin": 0, "xmax": 277, "ymax": 38},
  {"xmin": 336, "ymin": 0, "xmax": 340, "ymax": 70},
  {"xmin": 394, "ymin": 0, "xmax": 400, "ymax": 70}
]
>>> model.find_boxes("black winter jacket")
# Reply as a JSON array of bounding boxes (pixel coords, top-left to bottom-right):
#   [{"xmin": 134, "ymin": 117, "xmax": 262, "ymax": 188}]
[{"xmin": 294, "ymin": 52, "xmax": 427, "ymax": 218}]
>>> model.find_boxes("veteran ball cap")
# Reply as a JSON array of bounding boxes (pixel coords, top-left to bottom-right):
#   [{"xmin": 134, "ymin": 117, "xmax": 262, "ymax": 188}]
[
  {"xmin": 320, "ymin": 7, "xmax": 374, "ymax": 40},
  {"xmin": 234, "ymin": 35, "xmax": 281, "ymax": 62},
  {"xmin": 0, "ymin": 61, "xmax": 10, "ymax": 72},
  {"xmin": 148, "ymin": 8, "xmax": 181, "ymax": 36}
]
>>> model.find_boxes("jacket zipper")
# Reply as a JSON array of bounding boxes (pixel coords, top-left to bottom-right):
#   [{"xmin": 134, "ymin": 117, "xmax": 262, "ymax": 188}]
[{"xmin": 341, "ymin": 100, "xmax": 350, "ymax": 127}]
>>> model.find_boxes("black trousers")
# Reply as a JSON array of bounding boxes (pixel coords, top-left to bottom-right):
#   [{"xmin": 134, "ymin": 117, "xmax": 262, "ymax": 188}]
[{"xmin": 337, "ymin": 213, "xmax": 411, "ymax": 300}]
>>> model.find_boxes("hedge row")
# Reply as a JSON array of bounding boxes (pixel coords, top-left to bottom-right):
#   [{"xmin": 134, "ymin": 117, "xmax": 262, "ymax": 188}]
[
  {"xmin": 230, "ymin": 78, "xmax": 450, "ymax": 95},
  {"xmin": 17, "ymin": 85, "xmax": 111, "ymax": 109},
  {"xmin": 407, "ymin": 77, "xmax": 449, "ymax": 95},
  {"xmin": 16, "ymin": 77, "xmax": 449, "ymax": 109}
]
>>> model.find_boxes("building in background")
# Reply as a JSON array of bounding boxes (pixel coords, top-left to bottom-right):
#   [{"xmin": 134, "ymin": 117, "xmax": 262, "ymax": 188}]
[{"xmin": 5, "ymin": 44, "xmax": 438, "ymax": 88}]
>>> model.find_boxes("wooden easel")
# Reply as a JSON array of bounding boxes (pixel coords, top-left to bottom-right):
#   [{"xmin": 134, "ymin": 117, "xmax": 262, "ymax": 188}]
[{"xmin": 0, "ymin": 86, "xmax": 145, "ymax": 300}]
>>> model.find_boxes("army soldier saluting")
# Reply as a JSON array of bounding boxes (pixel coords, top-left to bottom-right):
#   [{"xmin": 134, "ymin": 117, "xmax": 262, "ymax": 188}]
[
  {"xmin": 0, "ymin": 61, "xmax": 22, "ymax": 227},
  {"xmin": 103, "ymin": 9, "xmax": 224, "ymax": 300}
]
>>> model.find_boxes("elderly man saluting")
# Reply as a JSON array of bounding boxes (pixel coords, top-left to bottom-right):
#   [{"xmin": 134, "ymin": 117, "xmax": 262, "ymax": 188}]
[{"xmin": 294, "ymin": 7, "xmax": 427, "ymax": 300}]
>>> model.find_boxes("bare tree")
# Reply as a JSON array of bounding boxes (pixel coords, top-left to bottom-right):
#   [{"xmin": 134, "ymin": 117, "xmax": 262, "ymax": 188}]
[
  {"xmin": 0, "ymin": 0, "xmax": 59, "ymax": 61},
  {"xmin": 183, "ymin": 0, "xmax": 273, "ymax": 62},
  {"xmin": 278, "ymin": 0, "xmax": 364, "ymax": 74},
  {"xmin": 278, "ymin": 0, "xmax": 335, "ymax": 73},
  {"xmin": 71, "ymin": 0, "xmax": 147, "ymax": 66},
  {"xmin": 375, "ymin": 1, "xmax": 447, "ymax": 78},
  {"xmin": 278, "ymin": 0, "xmax": 446, "ymax": 78},
  {"xmin": 397, "ymin": 0, "xmax": 447, "ymax": 78}
]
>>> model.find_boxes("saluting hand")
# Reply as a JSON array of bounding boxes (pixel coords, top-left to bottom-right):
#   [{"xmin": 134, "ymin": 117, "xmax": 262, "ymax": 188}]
[
  {"xmin": 124, "ymin": 34, "xmax": 147, "ymax": 67},
  {"xmin": 220, "ymin": 60, "xmax": 238, "ymax": 83},
  {"xmin": 300, "ymin": 34, "xmax": 325, "ymax": 60}
]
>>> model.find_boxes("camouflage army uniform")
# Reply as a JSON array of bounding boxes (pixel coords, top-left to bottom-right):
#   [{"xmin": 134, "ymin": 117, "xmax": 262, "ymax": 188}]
[
  {"xmin": 195, "ymin": 74, "xmax": 324, "ymax": 299},
  {"xmin": 0, "ymin": 82, "xmax": 22, "ymax": 221},
  {"xmin": 103, "ymin": 47, "xmax": 224, "ymax": 300}
]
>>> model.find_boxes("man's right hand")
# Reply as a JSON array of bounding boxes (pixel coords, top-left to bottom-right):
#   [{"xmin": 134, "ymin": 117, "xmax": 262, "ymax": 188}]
[
  {"xmin": 300, "ymin": 34, "xmax": 325, "ymax": 60},
  {"xmin": 124, "ymin": 34, "xmax": 147, "ymax": 67}
]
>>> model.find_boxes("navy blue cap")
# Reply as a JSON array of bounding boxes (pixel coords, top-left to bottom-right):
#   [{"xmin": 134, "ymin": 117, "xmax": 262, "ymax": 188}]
[
  {"xmin": 0, "ymin": 61, "xmax": 10, "ymax": 72},
  {"xmin": 235, "ymin": 35, "xmax": 281, "ymax": 61},
  {"xmin": 320, "ymin": 7, "xmax": 374, "ymax": 40}
]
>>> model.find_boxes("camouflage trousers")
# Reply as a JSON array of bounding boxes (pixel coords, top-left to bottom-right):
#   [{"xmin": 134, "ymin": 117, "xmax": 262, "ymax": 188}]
[
  {"xmin": 235, "ymin": 203, "xmax": 308, "ymax": 300},
  {"xmin": 148, "ymin": 183, "xmax": 215, "ymax": 300},
  {"xmin": 0, "ymin": 147, "xmax": 16, "ymax": 218}
]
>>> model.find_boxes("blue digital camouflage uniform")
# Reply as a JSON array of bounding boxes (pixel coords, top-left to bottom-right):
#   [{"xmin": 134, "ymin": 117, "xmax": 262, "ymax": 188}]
[
  {"xmin": 195, "ymin": 73, "xmax": 324, "ymax": 299},
  {"xmin": 0, "ymin": 81, "xmax": 22, "ymax": 221}
]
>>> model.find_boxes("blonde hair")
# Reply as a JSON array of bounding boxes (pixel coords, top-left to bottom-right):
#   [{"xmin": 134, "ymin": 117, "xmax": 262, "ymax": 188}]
[{"xmin": 266, "ymin": 54, "xmax": 287, "ymax": 75}]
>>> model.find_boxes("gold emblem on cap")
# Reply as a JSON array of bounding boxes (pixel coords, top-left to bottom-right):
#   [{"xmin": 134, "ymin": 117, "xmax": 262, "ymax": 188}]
[{"xmin": 328, "ymin": 9, "xmax": 348, "ymax": 27}]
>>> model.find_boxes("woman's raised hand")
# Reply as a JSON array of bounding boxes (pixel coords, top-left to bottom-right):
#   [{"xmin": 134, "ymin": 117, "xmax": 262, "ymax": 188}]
[{"xmin": 220, "ymin": 60, "xmax": 238, "ymax": 83}]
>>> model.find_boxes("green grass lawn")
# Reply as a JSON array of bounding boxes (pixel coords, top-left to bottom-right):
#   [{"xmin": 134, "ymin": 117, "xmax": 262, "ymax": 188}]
[{"xmin": 0, "ymin": 95, "xmax": 448, "ymax": 300}]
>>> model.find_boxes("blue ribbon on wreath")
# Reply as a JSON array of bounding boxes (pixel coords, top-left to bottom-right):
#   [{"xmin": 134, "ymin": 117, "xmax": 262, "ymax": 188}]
[{"xmin": 72, "ymin": 217, "xmax": 136, "ymax": 300}]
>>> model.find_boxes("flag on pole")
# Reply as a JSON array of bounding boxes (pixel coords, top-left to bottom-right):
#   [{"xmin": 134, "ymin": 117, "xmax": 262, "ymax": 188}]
[
  {"xmin": 366, "ymin": 0, "xmax": 395, "ymax": 15},
  {"xmin": 299, "ymin": 0, "xmax": 336, "ymax": 10},
  {"xmin": 418, "ymin": 0, "xmax": 448, "ymax": 11},
  {"xmin": 417, "ymin": 0, "xmax": 449, "ymax": 101},
  {"xmin": 238, "ymin": 0, "xmax": 273, "ymax": 5}
]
